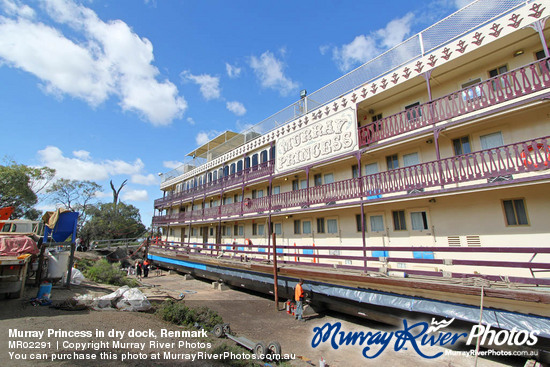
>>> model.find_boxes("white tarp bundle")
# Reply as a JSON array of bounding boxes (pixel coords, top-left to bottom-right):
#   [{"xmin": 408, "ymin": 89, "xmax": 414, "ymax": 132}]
[
  {"xmin": 62, "ymin": 268, "xmax": 85, "ymax": 285},
  {"xmin": 75, "ymin": 285, "xmax": 151, "ymax": 311}
]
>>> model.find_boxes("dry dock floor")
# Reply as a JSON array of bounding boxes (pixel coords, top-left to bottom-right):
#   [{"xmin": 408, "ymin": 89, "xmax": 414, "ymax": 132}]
[{"xmin": 0, "ymin": 270, "xmax": 542, "ymax": 367}]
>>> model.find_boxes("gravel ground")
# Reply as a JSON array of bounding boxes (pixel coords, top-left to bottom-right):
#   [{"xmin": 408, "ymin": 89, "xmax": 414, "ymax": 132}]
[{"xmin": 0, "ymin": 268, "xmax": 542, "ymax": 367}]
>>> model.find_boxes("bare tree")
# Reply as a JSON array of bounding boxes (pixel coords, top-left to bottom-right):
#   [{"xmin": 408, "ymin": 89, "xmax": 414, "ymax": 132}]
[
  {"xmin": 110, "ymin": 179, "xmax": 127, "ymax": 207},
  {"xmin": 46, "ymin": 179, "xmax": 101, "ymax": 232}
]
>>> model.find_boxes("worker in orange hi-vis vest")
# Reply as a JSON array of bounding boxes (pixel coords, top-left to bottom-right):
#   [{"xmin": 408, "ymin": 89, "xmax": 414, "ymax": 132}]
[{"xmin": 294, "ymin": 279, "xmax": 305, "ymax": 322}]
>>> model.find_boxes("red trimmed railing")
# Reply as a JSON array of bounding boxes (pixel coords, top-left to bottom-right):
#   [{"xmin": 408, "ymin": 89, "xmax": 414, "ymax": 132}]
[
  {"xmin": 150, "ymin": 241, "xmax": 550, "ymax": 287},
  {"xmin": 153, "ymin": 137, "xmax": 549, "ymax": 225},
  {"xmin": 358, "ymin": 57, "xmax": 550, "ymax": 146}
]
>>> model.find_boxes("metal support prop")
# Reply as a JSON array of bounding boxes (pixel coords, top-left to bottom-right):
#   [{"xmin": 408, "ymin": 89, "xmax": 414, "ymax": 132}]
[
  {"xmin": 65, "ymin": 242, "xmax": 76, "ymax": 289},
  {"xmin": 272, "ymin": 232, "xmax": 279, "ymax": 310}
]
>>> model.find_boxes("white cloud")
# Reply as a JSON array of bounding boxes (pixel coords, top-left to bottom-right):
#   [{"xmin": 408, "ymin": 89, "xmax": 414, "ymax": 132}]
[
  {"xmin": 319, "ymin": 45, "xmax": 330, "ymax": 56},
  {"xmin": 131, "ymin": 173, "xmax": 158, "ymax": 186},
  {"xmin": 94, "ymin": 191, "xmax": 112, "ymax": 199},
  {"xmin": 0, "ymin": 0, "xmax": 186, "ymax": 125},
  {"xmin": 1, "ymin": 0, "xmax": 35, "ymax": 18},
  {"xmin": 331, "ymin": 13, "xmax": 414, "ymax": 72},
  {"xmin": 181, "ymin": 70, "xmax": 221, "ymax": 100},
  {"xmin": 249, "ymin": 51, "xmax": 298, "ymax": 97},
  {"xmin": 186, "ymin": 117, "xmax": 196, "ymax": 125},
  {"xmin": 163, "ymin": 160, "xmax": 183, "ymax": 169},
  {"xmin": 73, "ymin": 150, "xmax": 91, "ymax": 160},
  {"xmin": 376, "ymin": 13, "xmax": 414, "ymax": 49},
  {"xmin": 121, "ymin": 189, "xmax": 148, "ymax": 202},
  {"xmin": 226, "ymin": 101, "xmax": 246, "ymax": 116},
  {"xmin": 225, "ymin": 62, "xmax": 241, "ymax": 78},
  {"xmin": 37, "ymin": 146, "xmax": 144, "ymax": 181},
  {"xmin": 195, "ymin": 131, "xmax": 220, "ymax": 146}
]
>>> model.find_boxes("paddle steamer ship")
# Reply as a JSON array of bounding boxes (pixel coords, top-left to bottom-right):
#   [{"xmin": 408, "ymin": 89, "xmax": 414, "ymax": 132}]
[{"xmin": 150, "ymin": 0, "xmax": 550, "ymax": 337}]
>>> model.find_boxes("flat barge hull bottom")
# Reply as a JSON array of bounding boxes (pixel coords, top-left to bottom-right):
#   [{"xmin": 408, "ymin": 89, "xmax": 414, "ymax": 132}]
[{"xmin": 148, "ymin": 251, "xmax": 550, "ymax": 339}]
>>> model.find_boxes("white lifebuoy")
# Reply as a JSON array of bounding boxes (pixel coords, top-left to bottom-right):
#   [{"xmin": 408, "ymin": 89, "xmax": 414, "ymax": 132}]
[{"xmin": 244, "ymin": 238, "xmax": 251, "ymax": 246}]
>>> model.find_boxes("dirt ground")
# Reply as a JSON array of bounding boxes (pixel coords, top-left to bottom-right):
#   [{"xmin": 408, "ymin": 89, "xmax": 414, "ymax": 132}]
[{"xmin": 0, "ymin": 268, "xmax": 543, "ymax": 367}]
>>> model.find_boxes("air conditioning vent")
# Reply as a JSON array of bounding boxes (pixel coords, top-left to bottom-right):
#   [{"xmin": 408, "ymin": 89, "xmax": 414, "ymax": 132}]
[
  {"xmin": 466, "ymin": 235, "xmax": 481, "ymax": 246},
  {"xmin": 448, "ymin": 236, "xmax": 461, "ymax": 246}
]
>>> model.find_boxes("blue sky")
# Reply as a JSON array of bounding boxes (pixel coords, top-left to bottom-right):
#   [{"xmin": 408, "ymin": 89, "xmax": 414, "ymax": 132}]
[{"xmin": 0, "ymin": 0, "xmax": 470, "ymax": 226}]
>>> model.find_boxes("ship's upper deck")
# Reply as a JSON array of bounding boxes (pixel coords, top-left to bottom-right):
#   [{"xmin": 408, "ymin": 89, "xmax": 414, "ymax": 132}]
[{"xmin": 160, "ymin": 0, "xmax": 546, "ymax": 189}]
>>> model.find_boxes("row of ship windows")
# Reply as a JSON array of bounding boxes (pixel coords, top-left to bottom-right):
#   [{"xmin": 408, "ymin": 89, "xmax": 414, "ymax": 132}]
[
  {"xmin": 362, "ymin": 51, "xmax": 548, "ymax": 126},
  {"xmin": 171, "ymin": 198, "xmax": 528, "ymax": 237},
  {"xmin": 179, "ymin": 147, "xmax": 275, "ymax": 191},
  {"xmin": 174, "ymin": 130, "xmax": 504, "ymax": 206}
]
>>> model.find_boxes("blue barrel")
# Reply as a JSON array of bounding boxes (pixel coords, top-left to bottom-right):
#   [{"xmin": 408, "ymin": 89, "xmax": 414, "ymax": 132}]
[{"xmin": 37, "ymin": 282, "xmax": 52, "ymax": 299}]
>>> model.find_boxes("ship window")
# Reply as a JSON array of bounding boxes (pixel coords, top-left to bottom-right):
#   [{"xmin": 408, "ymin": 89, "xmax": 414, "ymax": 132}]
[
  {"xmin": 270, "ymin": 146, "xmax": 276, "ymax": 160},
  {"xmin": 403, "ymin": 152, "xmax": 419, "ymax": 167},
  {"xmin": 238, "ymin": 225, "xmax": 244, "ymax": 236},
  {"xmin": 292, "ymin": 179, "xmax": 299, "ymax": 191},
  {"xmin": 221, "ymin": 226, "xmax": 226, "ymax": 236},
  {"xmin": 252, "ymin": 154, "xmax": 259, "ymax": 167},
  {"xmin": 502, "ymin": 199, "xmax": 528, "ymax": 226},
  {"xmin": 327, "ymin": 219, "xmax": 338, "ymax": 234},
  {"xmin": 210, "ymin": 227, "xmax": 214, "ymax": 236},
  {"xmin": 303, "ymin": 221, "xmax": 311, "ymax": 234},
  {"xmin": 230, "ymin": 163, "xmax": 236, "ymax": 175},
  {"xmin": 252, "ymin": 190, "xmax": 257, "ymax": 199},
  {"xmin": 392, "ymin": 210, "xmax": 406, "ymax": 231},
  {"xmin": 245, "ymin": 157, "xmax": 250, "ymax": 169},
  {"xmin": 365, "ymin": 162, "xmax": 379, "ymax": 175},
  {"xmin": 352, "ymin": 165, "xmax": 359, "ymax": 178},
  {"xmin": 461, "ymin": 78, "xmax": 482, "ymax": 101},
  {"xmin": 213, "ymin": 171, "xmax": 218, "ymax": 181},
  {"xmin": 405, "ymin": 102, "xmax": 421, "ymax": 122},
  {"xmin": 386, "ymin": 154, "xmax": 399, "ymax": 170},
  {"xmin": 411, "ymin": 211, "xmax": 429, "ymax": 230},
  {"xmin": 258, "ymin": 224, "xmax": 265, "ymax": 236},
  {"xmin": 272, "ymin": 186, "xmax": 280, "ymax": 195},
  {"xmin": 274, "ymin": 223, "xmax": 282, "ymax": 235},
  {"xmin": 355, "ymin": 214, "xmax": 366, "ymax": 232},
  {"xmin": 480, "ymin": 131, "xmax": 503, "ymax": 150},
  {"xmin": 226, "ymin": 226, "xmax": 232, "ymax": 236},
  {"xmin": 369, "ymin": 215, "xmax": 385, "ymax": 232},
  {"xmin": 260, "ymin": 150, "xmax": 268, "ymax": 163},
  {"xmin": 489, "ymin": 65, "xmax": 508, "ymax": 91},
  {"xmin": 317, "ymin": 218, "xmax": 325, "ymax": 233},
  {"xmin": 300, "ymin": 179, "xmax": 307, "ymax": 189},
  {"xmin": 252, "ymin": 223, "xmax": 257, "ymax": 235},
  {"xmin": 294, "ymin": 220, "xmax": 301, "ymax": 234},
  {"xmin": 324, "ymin": 173, "xmax": 334, "ymax": 184},
  {"xmin": 314, "ymin": 174, "xmax": 322, "ymax": 187},
  {"xmin": 452, "ymin": 136, "xmax": 471, "ymax": 156},
  {"xmin": 234, "ymin": 225, "xmax": 238, "ymax": 236},
  {"xmin": 535, "ymin": 50, "xmax": 550, "ymax": 72},
  {"xmin": 237, "ymin": 160, "xmax": 243, "ymax": 172}
]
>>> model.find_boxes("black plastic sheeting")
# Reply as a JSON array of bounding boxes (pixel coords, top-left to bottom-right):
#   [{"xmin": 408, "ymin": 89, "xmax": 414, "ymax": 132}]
[{"xmin": 206, "ymin": 264, "xmax": 550, "ymax": 338}]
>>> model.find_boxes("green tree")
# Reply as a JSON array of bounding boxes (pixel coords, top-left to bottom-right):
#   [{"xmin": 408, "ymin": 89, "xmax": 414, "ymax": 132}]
[
  {"xmin": 80, "ymin": 202, "xmax": 146, "ymax": 243},
  {"xmin": 0, "ymin": 161, "xmax": 55, "ymax": 219}
]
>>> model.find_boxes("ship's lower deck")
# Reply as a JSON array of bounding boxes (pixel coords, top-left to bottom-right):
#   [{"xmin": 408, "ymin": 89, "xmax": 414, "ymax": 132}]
[{"xmin": 148, "ymin": 246, "xmax": 550, "ymax": 339}]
